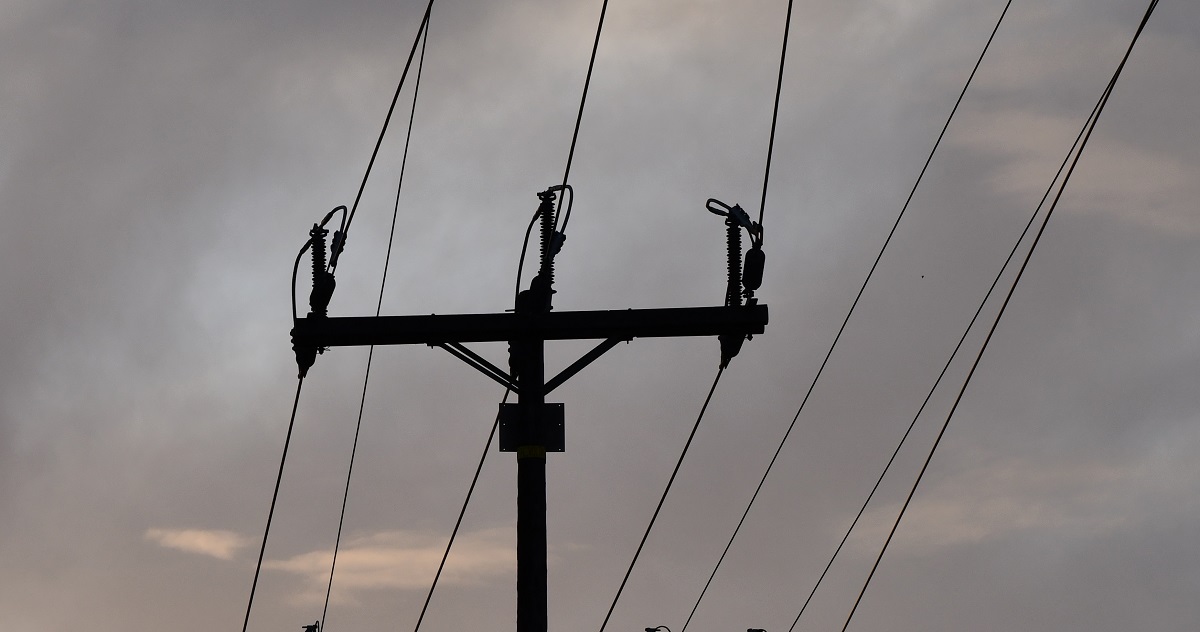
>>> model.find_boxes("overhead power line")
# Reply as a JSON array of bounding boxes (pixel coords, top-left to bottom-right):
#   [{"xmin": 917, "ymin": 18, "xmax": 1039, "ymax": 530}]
[
  {"xmin": 413, "ymin": 3, "xmax": 613, "ymax": 623},
  {"xmin": 681, "ymin": 2, "xmax": 1014, "ymax": 629},
  {"xmin": 757, "ymin": 0, "xmax": 795, "ymax": 229},
  {"xmin": 319, "ymin": 13, "xmax": 433, "ymax": 631},
  {"xmin": 788, "ymin": 64, "xmax": 1095, "ymax": 632},
  {"xmin": 554, "ymin": 0, "xmax": 610, "ymax": 235},
  {"xmin": 413, "ymin": 390, "xmax": 510, "ymax": 632},
  {"xmin": 240, "ymin": 377, "xmax": 306, "ymax": 632},
  {"xmin": 338, "ymin": 0, "xmax": 436, "ymax": 257},
  {"xmin": 840, "ymin": 2, "xmax": 1159, "ymax": 629},
  {"xmin": 597, "ymin": 367, "xmax": 726, "ymax": 632}
]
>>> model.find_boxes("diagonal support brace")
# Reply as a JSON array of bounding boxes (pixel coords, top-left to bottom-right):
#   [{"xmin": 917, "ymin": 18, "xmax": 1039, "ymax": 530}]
[
  {"xmin": 435, "ymin": 342, "xmax": 518, "ymax": 392},
  {"xmin": 545, "ymin": 337, "xmax": 626, "ymax": 394}
]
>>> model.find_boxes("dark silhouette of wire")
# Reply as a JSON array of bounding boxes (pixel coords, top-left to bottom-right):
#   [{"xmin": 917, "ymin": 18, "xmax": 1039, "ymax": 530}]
[
  {"xmin": 554, "ymin": 0, "xmax": 609, "ymax": 235},
  {"xmin": 240, "ymin": 377, "xmax": 305, "ymax": 632},
  {"xmin": 757, "ymin": 0, "xmax": 795, "ymax": 229},
  {"xmin": 840, "ymin": 4, "xmax": 1157, "ymax": 629},
  {"xmin": 407, "ymin": 5, "xmax": 601, "ymax": 606},
  {"xmin": 597, "ymin": 367, "xmax": 725, "ymax": 632},
  {"xmin": 318, "ymin": 15, "xmax": 431, "ymax": 631},
  {"xmin": 514, "ymin": 207, "xmax": 543, "ymax": 303},
  {"xmin": 416, "ymin": 7, "xmax": 598, "ymax": 607},
  {"xmin": 787, "ymin": 85, "xmax": 1097, "ymax": 632},
  {"xmin": 338, "ymin": 0, "xmax": 435, "ymax": 258},
  {"xmin": 412, "ymin": 389, "xmax": 509, "ymax": 632},
  {"xmin": 680, "ymin": 3, "xmax": 1013, "ymax": 630}
]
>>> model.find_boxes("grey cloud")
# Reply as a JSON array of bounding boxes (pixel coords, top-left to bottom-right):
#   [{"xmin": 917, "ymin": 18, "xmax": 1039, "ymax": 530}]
[{"xmin": 3, "ymin": 1, "xmax": 1198, "ymax": 631}]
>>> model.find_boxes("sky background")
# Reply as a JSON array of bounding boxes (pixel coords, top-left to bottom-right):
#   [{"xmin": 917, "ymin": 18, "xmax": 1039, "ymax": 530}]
[{"xmin": 2, "ymin": 1, "xmax": 1198, "ymax": 631}]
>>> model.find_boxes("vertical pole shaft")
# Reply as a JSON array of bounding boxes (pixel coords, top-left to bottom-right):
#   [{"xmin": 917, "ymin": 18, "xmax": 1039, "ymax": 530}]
[
  {"xmin": 517, "ymin": 189, "xmax": 557, "ymax": 632},
  {"xmin": 515, "ymin": 337, "xmax": 547, "ymax": 632}
]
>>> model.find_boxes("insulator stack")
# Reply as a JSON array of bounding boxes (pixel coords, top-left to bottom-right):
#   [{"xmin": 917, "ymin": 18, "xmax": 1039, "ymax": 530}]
[
  {"xmin": 537, "ymin": 190, "xmax": 556, "ymax": 287},
  {"xmin": 308, "ymin": 224, "xmax": 335, "ymax": 318},
  {"xmin": 311, "ymin": 225, "xmax": 328, "ymax": 282},
  {"xmin": 726, "ymin": 218, "xmax": 743, "ymax": 307}
]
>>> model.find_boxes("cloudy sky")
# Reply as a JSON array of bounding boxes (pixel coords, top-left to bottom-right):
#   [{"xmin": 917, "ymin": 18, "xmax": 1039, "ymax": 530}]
[{"xmin": 3, "ymin": 0, "xmax": 1198, "ymax": 631}]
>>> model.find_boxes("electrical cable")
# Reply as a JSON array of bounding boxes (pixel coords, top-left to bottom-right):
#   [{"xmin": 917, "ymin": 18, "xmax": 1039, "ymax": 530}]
[
  {"xmin": 412, "ymin": 389, "xmax": 510, "ymax": 632},
  {"xmin": 261, "ymin": 2, "xmax": 603, "ymax": 629},
  {"xmin": 515, "ymin": 209, "xmax": 542, "ymax": 303},
  {"xmin": 292, "ymin": 241, "xmax": 311, "ymax": 322},
  {"xmin": 756, "ymin": 0, "xmax": 794, "ymax": 230},
  {"xmin": 248, "ymin": 218, "xmax": 344, "ymax": 632},
  {"xmin": 597, "ymin": 366, "xmax": 725, "ymax": 632},
  {"xmin": 553, "ymin": 0, "xmax": 609, "ymax": 236},
  {"xmin": 317, "ymin": 14, "xmax": 432, "ymax": 631},
  {"xmin": 679, "ymin": 3, "xmax": 1013, "ymax": 629},
  {"xmin": 839, "ymin": 4, "xmax": 1158, "ymax": 629},
  {"xmin": 412, "ymin": 186, "xmax": 572, "ymax": 632},
  {"xmin": 785, "ymin": 90, "xmax": 1098, "ymax": 632},
  {"xmin": 415, "ymin": 92, "xmax": 575, "ymax": 632},
  {"xmin": 336, "ymin": 0, "xmax": 435, "ymax": 263},
  {"xmin": 240, "ymin": 377, "xmax": 305, "ymax": 632},
  {"xmin": 413, "ymin": 188, "xmax": 559, "ymax": 625}
]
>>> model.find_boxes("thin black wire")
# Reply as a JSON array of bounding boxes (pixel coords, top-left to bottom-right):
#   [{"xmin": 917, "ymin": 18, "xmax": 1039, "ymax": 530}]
[
  {"xmin": 515, "ymin": 208, "xmax": 543, "ymax": 303},
  {"xmin": 679, "ymin": 3, "xmax": 1013, "ymax": 629},
  {"xmin": 318, "ymin": 15, "xmax": 431, "ymax": 631},
  {"xmin": 406, "ymin": 9, "xmax": 593, "ymax": 607},
  {"xmin": 554, "ymin": 0, "xmax": 610, "ymax": 236},
  {"xmin": 240, "ymin": 376, "xmax": 305, "ymax": 632},
  {"xmin": 597, "ymin": 367, "xmax": 725, "ymax": 632},
  {"xmin": 757, "ymin": 0, "xmax": 795, "ymax": 229},
  {"xmin": 292, "ymin": 240, "xmax": 312, "ymax": 322},
  {"xmin": 787, "ymin": 89, "xmax": 1099, "ymax": 632},
  {"xmin": 412, "ymin": 389, "xmax": 510, "ymax": 632},
  {"xmin": 840, "ymin": 4, "xmax": 1157, "ymax": 629},
  {"xmin": 416, "ymin": 8, "xmax": 594, "ymax": 607},
  {"xmin": 337, "ymin": 0, "xmax": 435, "ymax": 260}
]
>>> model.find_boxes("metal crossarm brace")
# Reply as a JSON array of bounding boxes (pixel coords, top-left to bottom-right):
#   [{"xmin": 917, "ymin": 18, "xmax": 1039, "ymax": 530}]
[
  {"xmin": 545, "ymin": 337, "xmax": 625, "ymax": 394},
  {"xmin": 436, "ymin": 337, "xmax": 625, "ymax": 396},
  {"xmin": 435, "ymin": 342, "xmax": 518, "ymax": 392}
]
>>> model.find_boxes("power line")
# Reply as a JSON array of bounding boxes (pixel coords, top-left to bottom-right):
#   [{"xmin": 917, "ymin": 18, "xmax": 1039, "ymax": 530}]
[
  {"xmin": 390, "ymin": 10, "xmax": 616, "ymax": 613},
  {"xmin": 757, "ymin": 0, "xmax": 795, "ymax": 229},
  {"xmin": 240, "ymin": 377, "xmax": 305, "ymax": 632},
  {"xmin": 786, "ymin": 82, "xmax": 1096, "ymax": 632},
  {"xmin": 338, "ymin": 0, "xmax": 435, "ymax": 257},
  {"xmin": 597, "ymin": 367, "xmax": 725, "ymax": 632},
  {"xmin": 554, "ymin": 0, "xmax": 609, "ymax": 236},
  {"xmin": 680, "ymin": 3, "xmax": 1013, "ymax": 629},
  {"xmin": 319, "ymin": 13, "xmax": 432, "ymax": 630},
  {"xmin": 840, "ymin": 3, "xmax": 1158, "ymax": 629},
  {"xmin": 371, "ymin": 0, "xmax": 613, "ymax": 611},
  {"xmin": 412, "ymin": 389, "xmax": 510, "ymax": 632}
]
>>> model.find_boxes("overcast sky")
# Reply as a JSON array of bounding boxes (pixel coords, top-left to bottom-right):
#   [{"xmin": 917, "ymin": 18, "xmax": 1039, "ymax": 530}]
[{"xmin": 3, "ymin": 1, "xmax": 1198, "ymax": 631}]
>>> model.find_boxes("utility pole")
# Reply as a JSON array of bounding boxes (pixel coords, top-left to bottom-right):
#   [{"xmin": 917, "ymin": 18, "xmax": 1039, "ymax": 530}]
[{"xmin": 291, "ymin": 188, "xmax": 767, "ymax": 632}]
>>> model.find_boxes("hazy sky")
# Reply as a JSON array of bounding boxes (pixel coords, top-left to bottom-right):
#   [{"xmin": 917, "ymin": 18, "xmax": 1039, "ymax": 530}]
[{"xmin": 3, "ymin": 1, "xmax": 1198, "ymax": 631}]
